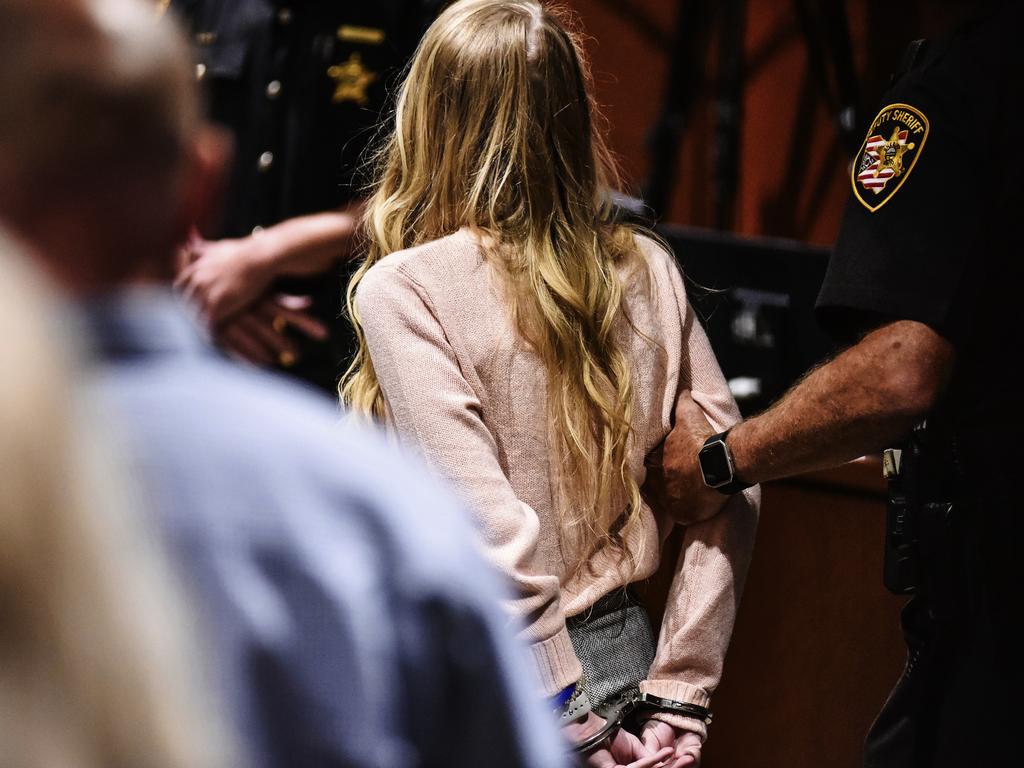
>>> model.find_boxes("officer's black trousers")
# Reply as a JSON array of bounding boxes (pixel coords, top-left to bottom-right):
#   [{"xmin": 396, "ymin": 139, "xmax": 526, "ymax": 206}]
[{"xmin": 865, "ymin": 594, "xmax": 1012, "ymax": 767}]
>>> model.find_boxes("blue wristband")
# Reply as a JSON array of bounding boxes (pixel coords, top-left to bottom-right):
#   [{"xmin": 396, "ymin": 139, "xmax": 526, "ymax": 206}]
[{"xmin": 550, "ymin": 682, "xmax": 577, "ymax": 710}]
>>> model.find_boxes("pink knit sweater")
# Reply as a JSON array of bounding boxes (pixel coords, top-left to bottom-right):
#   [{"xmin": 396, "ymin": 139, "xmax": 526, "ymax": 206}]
[{"xmin": 356, "ymin": 229, "xmax": 759, "ymax": 735}]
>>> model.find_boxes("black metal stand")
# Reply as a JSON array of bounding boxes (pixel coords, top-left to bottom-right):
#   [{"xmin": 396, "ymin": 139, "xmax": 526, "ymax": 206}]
[{"xmin": 643, "ymin": 0, "xmax": 862, "ymax": 226}]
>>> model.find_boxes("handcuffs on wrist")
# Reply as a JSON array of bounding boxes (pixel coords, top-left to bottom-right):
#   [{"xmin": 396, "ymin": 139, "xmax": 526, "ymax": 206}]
[{"xmin": 558, "ymin": 678, "xmax": 713, "ymax": 755}]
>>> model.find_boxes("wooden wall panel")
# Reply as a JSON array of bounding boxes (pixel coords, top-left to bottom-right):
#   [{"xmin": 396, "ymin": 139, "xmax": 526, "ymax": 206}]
[{"xmin": 702, "ymin": 465, "xmax": 906, "ymax": 768}]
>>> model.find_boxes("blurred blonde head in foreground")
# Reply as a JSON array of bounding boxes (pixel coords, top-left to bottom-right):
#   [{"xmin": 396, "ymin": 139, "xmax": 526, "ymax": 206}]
[{"xmin": 343, "ymin": 0, "xmax": 651, "ymax": 573}]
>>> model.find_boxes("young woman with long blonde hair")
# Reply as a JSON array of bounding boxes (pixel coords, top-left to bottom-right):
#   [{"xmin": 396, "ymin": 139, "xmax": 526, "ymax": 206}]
[{"xmin": 343, "ymin": 2, "xmax": 759, "ymax": 765}]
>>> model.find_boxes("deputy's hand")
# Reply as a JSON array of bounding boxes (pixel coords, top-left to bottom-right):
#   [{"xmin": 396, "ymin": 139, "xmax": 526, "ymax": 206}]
[
  {"xmin": 176, "ymin": 234, "xmax": 275, "ymax": 327},
  {"xmin": 215, "ymin": 295, "xmax": 327, "ymax": 368},
  {"xmin": 176, "ymin": 227, "xmax": 204, "ymax": 273},
  {"xmin": 640, "ymin": 721, "xmax": 702, "ymax": 768},
  {"xmin": 563, "ymin": 712, "xmax": 674, "ymax": 768},
  {"xmin": 643, "ymin": 392, "xmax": 727, "ymax": 524}
]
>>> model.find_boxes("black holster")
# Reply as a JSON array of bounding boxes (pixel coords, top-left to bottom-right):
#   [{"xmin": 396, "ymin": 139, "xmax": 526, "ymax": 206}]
[{"xmin": 883, "ymin": 421, "xmax": 963, "ymax": 610}]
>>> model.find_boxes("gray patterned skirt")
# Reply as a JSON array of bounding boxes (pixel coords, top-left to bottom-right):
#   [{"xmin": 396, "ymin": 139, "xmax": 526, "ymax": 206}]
[{"xmin": 566, "ymin": 588, "xmax": 656, "ymax": 712}]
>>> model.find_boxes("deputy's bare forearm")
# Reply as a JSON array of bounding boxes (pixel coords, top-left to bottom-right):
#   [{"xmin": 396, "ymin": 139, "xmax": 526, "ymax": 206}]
[
  {"xmin": 251, "ymin": 201, "xmax": 365, "ymax": 278},
  {"xmin": 729, "ymin": 320, "xmax": 955, "ymax": 485}
]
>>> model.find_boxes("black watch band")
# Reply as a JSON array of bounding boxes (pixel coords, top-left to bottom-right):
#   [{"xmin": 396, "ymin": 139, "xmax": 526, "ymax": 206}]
[
  {"xmin": 712, "ymin": 476, "xmax": 750, "ymax": 495},
  {"xmin": 698, "ymin": 430, "xmax": 752, "ymax": 495}
]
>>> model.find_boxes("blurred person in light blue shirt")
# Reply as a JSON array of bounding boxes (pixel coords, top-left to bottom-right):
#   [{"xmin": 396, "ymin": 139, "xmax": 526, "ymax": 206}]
[
  {"xmin": 0, "ymin": 1, "xmax": 568, "ymax": 766},
  {"xmin": 0, "ymin": 228, "xmax": 232, "ymax": 768}
]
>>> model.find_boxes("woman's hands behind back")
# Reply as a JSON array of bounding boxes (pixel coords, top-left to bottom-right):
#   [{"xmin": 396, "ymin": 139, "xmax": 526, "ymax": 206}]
[
  {"xmin": 562, "ymin": 711, "xmax": 675, "ymax": 768},
  {"xmin": 641, "ymin": 720, "xmax": 702, "ymax": 768}
]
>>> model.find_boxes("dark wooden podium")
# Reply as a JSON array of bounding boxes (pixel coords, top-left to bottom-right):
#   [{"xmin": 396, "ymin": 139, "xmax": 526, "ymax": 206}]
[{"xmin": 642, "ymin": 459, "xmax": 907, "ymax": 768}]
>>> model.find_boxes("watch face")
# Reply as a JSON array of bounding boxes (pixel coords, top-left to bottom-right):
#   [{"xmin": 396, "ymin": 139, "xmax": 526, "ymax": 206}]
[{"xmin": 699, "ymin": 440, "xmax": 733, "ymax": 488}]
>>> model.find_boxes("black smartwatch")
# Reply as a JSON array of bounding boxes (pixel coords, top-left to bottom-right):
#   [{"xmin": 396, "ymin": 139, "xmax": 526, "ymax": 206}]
[{"xmin": 698, "ymin": 430, "xmax": 751, "ymax": 495}]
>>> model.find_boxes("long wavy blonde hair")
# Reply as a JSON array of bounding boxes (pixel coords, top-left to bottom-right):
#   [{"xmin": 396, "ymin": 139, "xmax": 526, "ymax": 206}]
[{"xmin": 343, "ymin": 0, "xmax": 650, "ymax": 569}]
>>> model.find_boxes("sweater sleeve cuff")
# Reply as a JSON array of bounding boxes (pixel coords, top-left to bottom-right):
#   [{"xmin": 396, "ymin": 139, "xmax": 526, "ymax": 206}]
[
  {"xmin": 639, "ymin": 679, "xmax": 711, "ymax": 742},
  {"xmin": 530, "ymin": 626, "xmax": 583, "ymax": 697}
]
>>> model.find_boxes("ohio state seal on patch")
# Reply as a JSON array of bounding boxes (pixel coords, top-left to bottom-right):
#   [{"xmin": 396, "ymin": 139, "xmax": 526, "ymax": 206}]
[{"xmin": 852, "ymin": 103, "xmax": 929, "ymax": 212}]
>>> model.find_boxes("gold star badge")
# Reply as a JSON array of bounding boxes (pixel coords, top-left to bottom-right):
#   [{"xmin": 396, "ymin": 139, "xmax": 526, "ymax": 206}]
[
  {"xmin": 875, "ymin": 127, "xmax": 916, "ymax": 177},
  {"xmin": 327, "ymin": 53, "xmax": 377, "ymax": 105}
]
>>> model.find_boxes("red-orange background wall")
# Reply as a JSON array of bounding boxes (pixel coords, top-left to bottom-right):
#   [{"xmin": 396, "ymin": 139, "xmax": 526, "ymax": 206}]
[{"xmin": 561, "ymin": 0, "xmax": 942, "ymax": 245}]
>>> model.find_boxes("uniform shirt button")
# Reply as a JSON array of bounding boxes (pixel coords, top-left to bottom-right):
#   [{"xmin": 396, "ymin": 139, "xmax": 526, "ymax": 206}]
[
  {"xmin": 277, "ymin": 7, "xmax": 292, "ymax": 25},
  {"xmin": 266, "ymin": 80, "xmax": 282, "ymax": 99},
  {"xmin": 195, "ymin": 63, "xmax": 207, "ymax": 81},
  {"xmin": 258, "ymin": 151, "xmax": 274, "ymax": 171}
]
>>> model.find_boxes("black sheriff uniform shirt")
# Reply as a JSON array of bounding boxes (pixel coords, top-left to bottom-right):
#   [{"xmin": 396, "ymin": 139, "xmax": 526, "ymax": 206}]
[
  {"xmin": 815, "ymin": 5, "xmax": 1021, "ymax": 762},
  {"xmin": 169, "ymin": 0, "xmax": 444, "ymax": 393},
  {"xmin": 818, "ymin": 4, "xmax": 1022, "ymax": 483}
]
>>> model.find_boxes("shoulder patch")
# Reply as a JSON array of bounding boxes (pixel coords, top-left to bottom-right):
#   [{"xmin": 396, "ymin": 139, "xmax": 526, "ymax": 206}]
[{"xmin": 851, "ymin": 103, "xmax": 929, "ymax": 212}]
